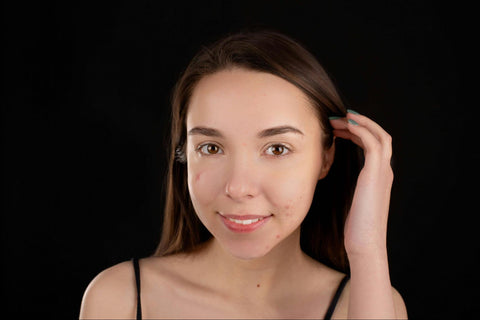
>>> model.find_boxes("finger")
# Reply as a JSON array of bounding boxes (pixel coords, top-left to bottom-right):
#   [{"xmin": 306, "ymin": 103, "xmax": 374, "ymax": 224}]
[
  {"xmin": 330, "ymin": 116, "xmax": 375, "ymax": 153},
  {"xmin": 328, "ymin": 117, "xmax": 348, "ymax": 130},
  {"xmin": 332, "ymin": 129, "xmax": 365, "ymax": 149},
  {"xmin": 347, "ymin": 111, "xmax": 392, "ymax": 149},
  {"xmin": 330, "ymin": 112, "xmax": 393, "ymax": 160},
  {"xmin": 347, "ymin": 119, "xmax": 388, "ymax": 162}
]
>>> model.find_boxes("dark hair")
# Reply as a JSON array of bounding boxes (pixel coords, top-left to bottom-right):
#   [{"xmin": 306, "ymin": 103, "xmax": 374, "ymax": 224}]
[{"xmin": 154, "ymin": 28, "xmax": 362, "ymax": 273}]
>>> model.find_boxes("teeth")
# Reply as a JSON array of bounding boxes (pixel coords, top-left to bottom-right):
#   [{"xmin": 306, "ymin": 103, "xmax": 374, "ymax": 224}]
[{"xmin": 227, "ymin": 217, "xmax": 262, "ymax": 225}]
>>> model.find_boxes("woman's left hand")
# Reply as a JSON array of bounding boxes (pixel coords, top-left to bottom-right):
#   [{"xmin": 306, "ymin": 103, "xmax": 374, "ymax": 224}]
[{"xmin": 329, "ymin": 110, "xmax": 394, "ymax": 258}]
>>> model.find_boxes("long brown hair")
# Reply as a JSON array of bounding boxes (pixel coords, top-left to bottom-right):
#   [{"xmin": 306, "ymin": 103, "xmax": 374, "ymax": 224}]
[{"xmin": 154, "ymin": 28, "xmax": 362, "ymax": 273}]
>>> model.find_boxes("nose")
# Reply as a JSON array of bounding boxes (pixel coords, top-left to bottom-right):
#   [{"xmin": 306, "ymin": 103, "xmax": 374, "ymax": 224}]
[{"xmin": 224, "ymin": 156, "xmax": 260, "ymax": 201}]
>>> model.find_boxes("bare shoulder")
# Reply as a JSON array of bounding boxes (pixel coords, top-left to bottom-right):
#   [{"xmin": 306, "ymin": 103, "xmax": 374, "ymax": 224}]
[
  {"xmin": 392, "ymin": 286, "xmax": 408, "ymax": 319},
  {"xmin": 79, "ymin": 260, "xmax": 137, "ymax": 319},
  {"xmin": 331, "ymin": 282, "xmax": 408, "ymax": 319}
]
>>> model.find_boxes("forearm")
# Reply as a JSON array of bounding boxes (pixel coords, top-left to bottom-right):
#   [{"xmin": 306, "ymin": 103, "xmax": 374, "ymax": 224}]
[{"xmin": 347, "ymin": 249, "xmax": 396, "ymax": 319}]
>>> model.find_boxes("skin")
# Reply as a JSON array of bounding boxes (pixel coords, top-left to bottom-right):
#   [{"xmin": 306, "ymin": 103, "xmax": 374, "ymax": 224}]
[
  {"xmin": 80, "ymin": 68, "xmax": 408, "ymax": 319},
  {"xmin": 185, "ymin": 67, "xmax": 331, "ymax": 262}
]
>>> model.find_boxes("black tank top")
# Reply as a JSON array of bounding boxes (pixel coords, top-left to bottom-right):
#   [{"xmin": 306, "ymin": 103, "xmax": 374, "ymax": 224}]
[{"xmin": 132, "ymin": 258, "xmax": 349, "ymax": 320}]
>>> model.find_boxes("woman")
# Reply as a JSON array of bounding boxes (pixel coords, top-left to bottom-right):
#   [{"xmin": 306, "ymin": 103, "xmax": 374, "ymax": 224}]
[{"xmin": 80, "ymin": 29, "xmax": 408, "ymax": 319}]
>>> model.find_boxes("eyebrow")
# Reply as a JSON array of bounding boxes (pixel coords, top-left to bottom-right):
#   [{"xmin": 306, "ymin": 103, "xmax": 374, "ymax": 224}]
[{"xmin": 188, "ymin": 125, "xmax": 304, "ymax": 138}]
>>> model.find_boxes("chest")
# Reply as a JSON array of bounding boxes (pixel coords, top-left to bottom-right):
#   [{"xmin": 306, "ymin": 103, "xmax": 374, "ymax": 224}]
[{"xmin": 140, "ymin": 282, "xmax": 344, "ymax": 319}]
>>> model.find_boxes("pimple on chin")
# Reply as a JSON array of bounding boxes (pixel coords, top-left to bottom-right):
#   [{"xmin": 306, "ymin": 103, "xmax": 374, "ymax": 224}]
[{"xmin": 195, "ymin": 173, "xmax": 202, "ymax": 182}]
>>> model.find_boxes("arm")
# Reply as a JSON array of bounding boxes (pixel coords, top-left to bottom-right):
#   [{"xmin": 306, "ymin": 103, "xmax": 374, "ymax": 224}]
[
  {"xmin": 330, "ymin": 110, "xmax": 407, "ymax": 319},
  {"xmin": 348, "ymin": 250, "xmax": 399, "ymax": 318}
]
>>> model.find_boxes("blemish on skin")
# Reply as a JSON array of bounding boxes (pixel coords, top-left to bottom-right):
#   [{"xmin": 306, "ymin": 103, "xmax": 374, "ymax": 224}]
[
  {"xmin": 285, "ymin": 199, "xmax": 294, "ymax": 210},
  {"xmin": 195, "ymin": 173, "xmax": 201, "ymax": 182},
  {"xmin": 257, "ymin": 284, "xmax": 260, "ymax": 288},
  {"xmin": 276, "ymin": 234, "xmax": 280, "ymax": 239}
]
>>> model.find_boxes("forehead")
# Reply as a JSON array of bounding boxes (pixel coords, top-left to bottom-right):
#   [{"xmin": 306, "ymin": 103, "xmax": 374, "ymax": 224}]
[{"xmin": 186, "ymin": 68, "xmax": 320, "ymax": 135}]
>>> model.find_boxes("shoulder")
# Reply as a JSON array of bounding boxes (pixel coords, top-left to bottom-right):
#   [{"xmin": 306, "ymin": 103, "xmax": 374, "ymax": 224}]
[
  {"xmin": 79, "ymin": 260, "xmax": 137, "ymax": 319},
  {"xmin": 391, "ymin": 286, "xmax": 408, "ymax": 319},
  {"xmin": 331, "ymin": 281, "xmax": 408, "ymax": 319}
]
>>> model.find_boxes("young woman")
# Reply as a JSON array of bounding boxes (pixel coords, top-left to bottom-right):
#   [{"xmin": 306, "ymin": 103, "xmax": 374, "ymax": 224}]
[{"xmin": 80, "ymin": 29, "xmax": 408, "ymax": 319}]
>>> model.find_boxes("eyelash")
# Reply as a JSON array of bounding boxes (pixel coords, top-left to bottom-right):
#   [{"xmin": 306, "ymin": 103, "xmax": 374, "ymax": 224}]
[{"xmin": 196, "ymin": 143, "xmax": 292, "ymax": 157}]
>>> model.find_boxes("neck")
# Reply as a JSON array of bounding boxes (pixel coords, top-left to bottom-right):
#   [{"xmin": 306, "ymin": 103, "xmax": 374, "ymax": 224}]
[{"xmin": 197, "ymin": 227, "xmax": 311, "ymax": 302}]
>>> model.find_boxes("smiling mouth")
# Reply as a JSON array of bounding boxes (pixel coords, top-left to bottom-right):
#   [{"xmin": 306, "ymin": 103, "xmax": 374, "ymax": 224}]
[
  {"xmin": 217, "ymin": 212, "xmax": 272, "ymax": 231},
  {"xmin": 225, "ymin": 216, "xmax": 265, "ymax": 225}
]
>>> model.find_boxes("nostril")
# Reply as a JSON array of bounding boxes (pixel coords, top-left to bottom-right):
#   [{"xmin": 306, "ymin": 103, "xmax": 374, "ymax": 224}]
[{"xmin": 225, "ymin": 184, "xmax": 256, "ymax": 200}]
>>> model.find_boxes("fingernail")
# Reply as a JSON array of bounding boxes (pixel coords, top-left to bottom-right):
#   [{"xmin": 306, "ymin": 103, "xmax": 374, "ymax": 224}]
[
  {"xmin": 348, "ymin": 119, "xmax": 359, "ymax": 125},
  {"xmin": 347, "ymin": 109, "xmax": 360, "ymax": 115},
  {"xmin": 328, "ymin": 116, "xmax": 342, "ymax": 120}
]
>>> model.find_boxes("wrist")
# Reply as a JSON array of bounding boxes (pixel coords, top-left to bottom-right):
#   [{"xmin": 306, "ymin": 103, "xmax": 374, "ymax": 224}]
[{"xmin": 346, "ymin": 243, "xmax": 388, "ymax": 264}]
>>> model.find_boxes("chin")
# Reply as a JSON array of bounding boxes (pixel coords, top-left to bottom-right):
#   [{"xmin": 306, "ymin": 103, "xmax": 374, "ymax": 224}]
[{"xmin": 219, "ymin": 236, "xmax": 277, "ymax": 260}]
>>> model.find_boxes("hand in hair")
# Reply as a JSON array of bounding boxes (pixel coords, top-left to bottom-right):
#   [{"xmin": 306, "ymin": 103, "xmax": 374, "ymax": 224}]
[
  {"xmin": 330, "ymin": 110, "xmax": 405, "ymax": 319},
  {"xmin": 330, "ymin": 110, "xmax": 393, "ymax": 256}
]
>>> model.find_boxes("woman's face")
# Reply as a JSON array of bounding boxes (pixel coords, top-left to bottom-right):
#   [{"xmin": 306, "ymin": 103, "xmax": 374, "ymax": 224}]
[{"xmin": 186, "ymin": 68, "xmax": 333, "ymax": 260}]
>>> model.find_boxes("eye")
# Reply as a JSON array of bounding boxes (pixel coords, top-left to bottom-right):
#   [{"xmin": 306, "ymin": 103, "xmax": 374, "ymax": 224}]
[
  {"xmin": 265, "ymin": 144, "xmax": 290, "ymax": 156},
  {"xmin": 198, "ymin": 143, "xmax": 223, "ymax": 155}
]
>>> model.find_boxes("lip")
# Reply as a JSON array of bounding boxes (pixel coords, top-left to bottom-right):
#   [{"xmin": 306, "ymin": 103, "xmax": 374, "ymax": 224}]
[{"xmin": 217, "ymin": 212, "xmax": 272, "ymax": 233}]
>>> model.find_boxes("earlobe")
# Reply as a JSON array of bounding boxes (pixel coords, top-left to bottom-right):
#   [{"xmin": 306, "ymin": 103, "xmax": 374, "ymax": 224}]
[{"xmin": 318, "ymin": 138, "xmax": 335, "ymax": 180}]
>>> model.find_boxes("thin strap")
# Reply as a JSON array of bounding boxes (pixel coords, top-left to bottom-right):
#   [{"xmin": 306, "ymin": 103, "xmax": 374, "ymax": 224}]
[
  {"xmin": 324, "ymin": 275, "xmax": 350, "ymax": 320},
  {"xmin": 132, "ymin": 258, "xmax": 142, "ymax": 320}
]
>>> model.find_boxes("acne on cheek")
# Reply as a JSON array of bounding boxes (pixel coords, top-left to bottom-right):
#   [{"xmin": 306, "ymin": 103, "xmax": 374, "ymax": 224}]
[
  {"xmin": 267, "ymin": 172, "xmax": 309, "ymax": 204},
  {"xmin": 189, "ymin": 166, "xmax": 228, "ymax": 206},
  {"xmin": 284, "ymin": 198, "xmax": 295, "ymax": 210},
  {"xmin": 282, "ymin": 196, "xmax": 302, "ymax": 213},
  {"xmin": 278, "ymin": 195, "xmax": 312, "ymax": 226},
  {"xmin": 189, "ymin": 170, "xmax": 213, "ymax": 204}
]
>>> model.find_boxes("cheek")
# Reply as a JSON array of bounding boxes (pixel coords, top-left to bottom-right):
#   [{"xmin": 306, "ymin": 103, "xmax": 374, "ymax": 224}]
[
  {"xmin": 274, "ymin": 179, "xmax": 315, "ymax": 219},
  {"xmin": 187, "ymin": 162, "xmax": 224, "ymax": 207},
  {"xmin": 264, "ymin": 175, "xmax": 316, "ymax": 244},
  {"xmin": 265, "ymin": 175, "xmax": 314, "ymax": 214},
  {"xmin": 265, "ymin": 159, "xmax": 321, "ymax": 221}
]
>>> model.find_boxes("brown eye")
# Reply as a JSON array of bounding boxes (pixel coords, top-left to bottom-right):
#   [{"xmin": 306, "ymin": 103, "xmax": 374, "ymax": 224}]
[
  {"xmin": 207, "ymin": 144, "xmax": 219, "ymax": 154},
  {"xmin": 198, "ymin": 143, "xmax": 223, "ymax": 155},
  {"xmin": 272, "ymin": 145, "xmax": 284, "ymax": 155},
  {"xmin": 266, "ymin": 144, "xmax": 289, "ymax": 156}
]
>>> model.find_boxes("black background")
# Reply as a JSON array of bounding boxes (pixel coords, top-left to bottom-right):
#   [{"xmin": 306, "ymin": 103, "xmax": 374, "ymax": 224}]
[{"xmin": 3, "ymin": 0, "xmax": 477, "ymax": 318}]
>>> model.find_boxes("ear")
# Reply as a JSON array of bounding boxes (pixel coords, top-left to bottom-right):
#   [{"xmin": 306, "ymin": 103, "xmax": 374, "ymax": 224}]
[{"xmin": 318, "ymin": 137, "xmax": 335, "ymax": 180}]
